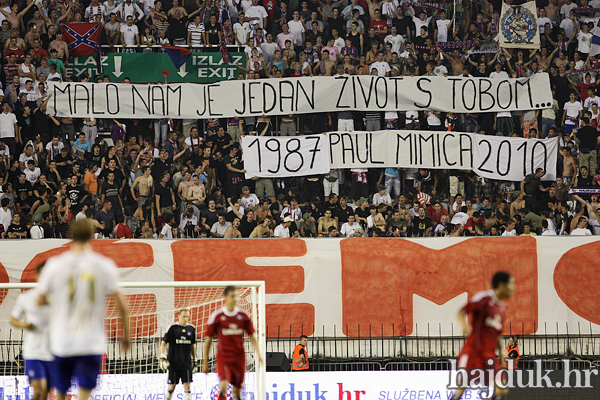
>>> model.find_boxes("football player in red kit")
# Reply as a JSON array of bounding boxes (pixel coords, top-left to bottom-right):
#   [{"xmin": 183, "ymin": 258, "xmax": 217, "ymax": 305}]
[
  {"xmin": 203, "ymin": 286, "xmax": 263, "ymax": 400},
  {"xmin": 452, "ymin": 271, "xmax": 515, "ymax": 400}
]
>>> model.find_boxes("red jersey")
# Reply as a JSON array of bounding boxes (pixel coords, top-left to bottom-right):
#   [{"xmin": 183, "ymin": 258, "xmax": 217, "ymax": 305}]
[
  {"xmin": 206, "ymin": 307, "xmax": 255, "ymax": 363},
  {"xmin": 461, "ymin": 290, "xmax": 505, "ymax": 356},
  {"xmin": 370, "ymin": 19, "xmax": 388, "ymax": 41}
]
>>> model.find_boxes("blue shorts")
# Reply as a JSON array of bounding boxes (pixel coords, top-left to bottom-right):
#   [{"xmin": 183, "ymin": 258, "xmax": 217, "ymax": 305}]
[
  {"xmin": 51, "ymin": 355, "xmax": 102, "ymax": 393},
  {"xmin": 25, "ymin": 359, "xmax": 52, "ymax": 382}
]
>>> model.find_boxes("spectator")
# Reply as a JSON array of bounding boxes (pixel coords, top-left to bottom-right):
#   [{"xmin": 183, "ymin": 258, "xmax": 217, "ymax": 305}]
[
  {"xmin": 250, "ymin": 215, "xmax": 273, "ymax": 238},
  {"xmin": 571, "ymin": 217, "xmax": 593, "ymax": 236},
  {"xmin": 94, "ymin": 200, "xmax": 115, "ymax": 238},
  {"xmin": 159, "ymin": 213, "xmax": 174, "ymax": 239},
  {"xmin": 211, "ymin": 214, "xmax": 231, "ymax": 238},
  {"xmin": 224, "ymin": 217, "xmax": 242, "ymax": 238},
  {"xmin": 274, "ymin": 215, "xmax": 293, "ymax": 237},
  {"xmin": 340, "ymin": 214, "xmax": 362, "ymax": 237},
  {"xmin": 116, "ymin": 215, "xmax": 133, "ymax": 239}
]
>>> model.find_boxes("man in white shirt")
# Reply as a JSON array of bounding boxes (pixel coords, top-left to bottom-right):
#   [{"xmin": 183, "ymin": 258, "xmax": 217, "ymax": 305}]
[
  {"xmin": 280, "ymin": 198, "xmax": 302, "ymax": 221},
  {"xmin": 369, "ymin": 52, "xmax": 391, "ymax": 76},
  {"xmin": 120, "ymin": 16, "xmax": 140, "ymax": 46},
  {"xmin": 409, "ymin": 9, "xmax": 432, "ymax": 37},
  {"xmin": 559, "ymin": 12, "xmax": 575, "ymax": 39},
  {"xmin": 233, "ymin": 12, "xmax": 252, "ymax": 46},
  {"xmin": 274, "ymin": 215, "xmax": 293, "ymax": 237},
  {"xmin": 381, "ymin": 0, "xmax": 397, "ymax": 25},
  {"xmin": 46, "ymin": 135, "xmax": 64, "ymax": 162},
  {"xmin": 37, "ymin": 219, "xmax": 129, "ymax": 400},
  {"xmin": 288, "ymin": 11, "xmax": 305, "ymax": 47},
  {"xmin": 19, "ymin": 144, "xmax": 38, "ymax": 170},
  {"xmin": 85, "ymin": 0, "xmax": 107, "ymax": 23},
  {"xmin": 24, "ymin": 160, "xmax": 41, "ymax": 184},
  {"xmin": 117, "ymin": 0, "xmax": 144, "ymax": 22},
  {"xmin": 537, "ymin": 8, "xmax": 551, "ymax": 34},
  {"xmin": 540, "ymin": 219, "xmax": 557, "ymax": 235},
  {"xmin": 501, "ymin": 219, "xmax": 518, "ymax": 237},
  {"xmin": 489, "ymin": 62, "xmax": 509, "ymax": 79},
  {"xmin": 560, "ymin": 0, "xmax": 577, "ymax": 20},
  {"xmin": 210, "ymin": 214, "xmax": 231, "ymax": 238},
  {"xmin": 260, "ymin": 32, "xmax": 278, "ymax": 63},
  {"xmin": 571, "ymin": 217, "xmax": 593, "ymax": 235},
  {"xmin": 340, "ymin": 215, "xmax": 361, "ymax": 237},
  {"xmin": 246, "ymin": 0, "xmax": 267, "ymax": 29},
  {"xmin": 240, "ymin": 186, "xmax": 260, "ymax": 211},
  {"xmin": 384, "ymin": 26, "xmax": 404, "ymax": 55},
  {"xmin": 10, "ymin": 262, "xmax": 53, "ymax": 400},
  {"xmin": 159, "ymin": 214, "xmax": 174, "ymax": 238},
  {"xmin": 30, "ymin": 214, "xmax": 44, "ymax": 239},
  {"xmin": 450, "ymin": 206, "xmax": 470, "ymax": 226},
  {"xmin": 342, "ymin": 0, "xmax": 364, "ymax": 20},
  {"xmin": 584, "ymin": 87, "xmax": 600, "ymax": 111},
  {"xmin": 0, "ymin": 197, "xmax": 11, "ymax": 233},
  {"xmin": 0, "ymin": 102, "xmax": 18, "ymax": 157},
  {"xmin": 435, "ymin": 9, "xmax": 453, "ymax": 43}
]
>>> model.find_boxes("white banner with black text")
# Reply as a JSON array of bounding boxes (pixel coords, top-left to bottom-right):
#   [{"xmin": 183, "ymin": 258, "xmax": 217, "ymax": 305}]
[
  {"xmin": 328, "ymin": 131, "xmax": 474, "ymax": 170},
  {"xmin": 472, "ymin": 135, "xmax": 558, "ymax": 181},
  {"xmin": 241, "ymin": 134, "xmax": 330, "ymax": 179},
  {"xmin": 46, "ymin": 74, "xmax": 553, "ymax": 118},
  {"xmin": 242, "ymin": 131, "xmax": 558, "ymax": 181}
]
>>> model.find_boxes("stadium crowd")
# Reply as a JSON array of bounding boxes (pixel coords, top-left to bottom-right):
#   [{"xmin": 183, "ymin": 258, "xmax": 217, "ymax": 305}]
[{"xmin": 0, "ymin": 0, "xmax": 599, "ymax": 238}]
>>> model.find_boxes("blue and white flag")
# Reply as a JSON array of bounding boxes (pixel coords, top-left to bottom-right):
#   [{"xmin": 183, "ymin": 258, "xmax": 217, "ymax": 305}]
[
  {"xmin": 499, "ymin": 1, "xmax": 540, "ymax": 49},
  {"xmin": 590, "ymin": 27, "xmax": 600, "ymax": 57}
]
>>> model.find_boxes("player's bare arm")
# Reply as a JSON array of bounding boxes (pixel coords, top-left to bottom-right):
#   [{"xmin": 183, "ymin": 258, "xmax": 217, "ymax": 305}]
[
  {"xmin": 249, "ymin": 333, "xmax": 264, "ymax": 365},
  {"xmin": 497, "ymin": 337, "xmax": 506, "ymax": 367},
  {"xmin": 457, "ymin": 309, "xmax": 471, "ymax": 336},
  {"xmin": 111, "ymin": 291, "xmax": 131, "ymax": 352}
]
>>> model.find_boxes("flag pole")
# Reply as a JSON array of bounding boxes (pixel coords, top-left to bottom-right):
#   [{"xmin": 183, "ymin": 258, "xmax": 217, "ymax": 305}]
[{"xmin": 453, "ymin": 0, "xmax": 457, "ymax": 36}]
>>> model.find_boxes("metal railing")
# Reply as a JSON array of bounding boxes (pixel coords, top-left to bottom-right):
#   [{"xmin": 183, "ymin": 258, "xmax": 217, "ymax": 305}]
[{"xmin": 2, "ymin": 328, "xmax": 600, "ymax": 375}]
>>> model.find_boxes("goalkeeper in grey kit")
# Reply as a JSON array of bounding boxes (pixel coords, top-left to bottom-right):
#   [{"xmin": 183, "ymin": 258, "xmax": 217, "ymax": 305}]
[{"xmin": 160, "ymin": 308, "xmax": 200, "ymax": 400}]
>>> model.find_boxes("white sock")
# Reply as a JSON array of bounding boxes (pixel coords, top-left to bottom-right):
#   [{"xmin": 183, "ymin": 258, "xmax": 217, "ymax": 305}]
[
  {"xmin": 184, "ymin": 391, "xmax": 191, "ymax": 400},
  {"xmin": 166, "ymin": 391, "xmax": 174, "ymax": 400}
]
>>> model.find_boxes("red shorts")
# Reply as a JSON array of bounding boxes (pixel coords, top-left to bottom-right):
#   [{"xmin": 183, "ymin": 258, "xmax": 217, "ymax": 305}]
[
  {"xmin": 457, "ymin": 349, "xmax": 501, "ymax": 386},
  {"xmin": 217, "ymin": 360, "xmax": 245, "ymax": 388}
]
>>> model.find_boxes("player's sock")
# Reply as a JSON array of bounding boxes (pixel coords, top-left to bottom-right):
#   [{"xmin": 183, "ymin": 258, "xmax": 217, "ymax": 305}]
[
  {"xmin": 219, "ymin": 392, "xmax": 227, "ymax": 400},
  {"xmin": 451, "ymin": 394, "xmax": 462, "ymax": 400},
  {"xmin": 166, "ymin": 390, "xmax": 174, "ymax": 400},
  {"xmin": 184, "ymin": 391, "xmax": 191, "ymax": 400}
]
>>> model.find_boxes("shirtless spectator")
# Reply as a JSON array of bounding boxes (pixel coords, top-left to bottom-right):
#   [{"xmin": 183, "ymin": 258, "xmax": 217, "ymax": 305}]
[
  {"xmin": 254, "ymin": 199, "xmax": 272, "ymax": 222},
  {"xmin": 49, "ymin": 32, "xmax": 69, "ymax": 60},
  {"xmin": 250, "ymin": 215, "xmax": 274, "ymax": 237},
  {"xmin": 224, "ymin": 217, "xmax": 242, "ymax": 238},
  {"xmin": 318, "ymin": 209, "xmax": 337, "ymax": 235},
  {"xmin": 186, "ymin": 174, "xmax": 206, "ymax": 210},
  {"xmin": 131, "ymin": 166, "xmax": 153, "ymax": 208},
  {"xmin": 561, "ymin": 147, "xmax": 577, "ymax": 186}
]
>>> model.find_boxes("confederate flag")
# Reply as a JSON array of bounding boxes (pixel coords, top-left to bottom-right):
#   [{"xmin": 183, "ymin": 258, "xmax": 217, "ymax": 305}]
[{"xmin": 62, "ymin": 23, "xmax": 101, "ymax": 56}]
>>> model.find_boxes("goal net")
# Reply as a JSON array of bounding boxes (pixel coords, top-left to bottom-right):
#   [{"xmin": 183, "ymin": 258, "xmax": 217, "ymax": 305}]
[{"xmin": 0, "ymin": 281, "xmax": 266, "ymax": 400}]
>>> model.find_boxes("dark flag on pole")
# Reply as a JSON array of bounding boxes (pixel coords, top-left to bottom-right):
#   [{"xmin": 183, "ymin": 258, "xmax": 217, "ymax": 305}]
[{"xmin": 219, "ymin": 41, "xmax": 231, "ymax": 64}]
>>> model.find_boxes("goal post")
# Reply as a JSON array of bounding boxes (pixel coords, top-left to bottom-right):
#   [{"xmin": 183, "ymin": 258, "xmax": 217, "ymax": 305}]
[{"xmin": 0, "ymin": 281, "xmax": 266, "ymax": 400}]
